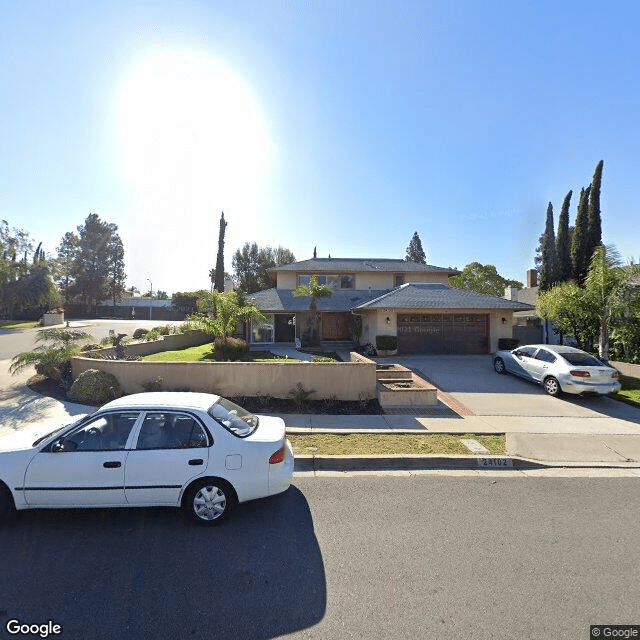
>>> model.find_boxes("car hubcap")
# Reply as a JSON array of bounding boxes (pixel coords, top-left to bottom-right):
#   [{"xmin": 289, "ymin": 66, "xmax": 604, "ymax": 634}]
[
  {"xmin": 546, "ymin": 379, "xmax": 558, "ymax": 393},
  {"xmin": 495, "ymin": 360, "xmax": 504, "ymax": 372},
  {"xmin": 193, "ymin": 486, "xmax": 226, "ymax": 521}
]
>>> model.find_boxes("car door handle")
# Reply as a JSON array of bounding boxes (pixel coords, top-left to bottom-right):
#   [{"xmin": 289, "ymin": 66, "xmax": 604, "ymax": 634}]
[
  {"xmin": 103, "ymin": 461, "xmax": 121, "ymax": 468},
  {"xmin": 188, "ymin": 459, "xmax": 204, "ymax": 466}
]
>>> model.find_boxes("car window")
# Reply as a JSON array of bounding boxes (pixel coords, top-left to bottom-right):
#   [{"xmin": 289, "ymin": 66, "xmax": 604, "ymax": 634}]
[
  {"xmin": 136, "ymin": 412, "xmax": 208, "ymax": 449},
  {"xmin": 515, "ymin": 346, "xmax": 537, "ymax": 358},
  {"xmin": 535, "ymin": 349, "xmax": 557, "ymax": 363},
  {"xmin": 560, "ymin": 352, "xmax": 604, "ymax": 367},
  {"xmin": 208, "ymin": 398, "xmax": 258, "ymax": 437},
  {"xmin": 61, "ymin": 412, "xmax": 139, "ymax": 451}
]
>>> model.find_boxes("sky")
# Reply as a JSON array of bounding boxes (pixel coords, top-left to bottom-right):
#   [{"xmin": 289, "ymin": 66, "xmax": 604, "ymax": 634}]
[{"xmin": 2, "ymin": 0, "xmax": 640, "ymax": 296}]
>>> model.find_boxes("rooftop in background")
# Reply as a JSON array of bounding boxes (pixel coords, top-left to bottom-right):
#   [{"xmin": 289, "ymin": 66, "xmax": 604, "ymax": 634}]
[{"xmin": 269, "ymin": 258, "xmax": 460, "ymax": 276}]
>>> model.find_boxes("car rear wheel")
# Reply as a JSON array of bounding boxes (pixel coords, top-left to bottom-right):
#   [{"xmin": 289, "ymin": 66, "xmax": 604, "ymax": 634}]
[
  {"xmin": 494, "ymin": 358, "xmax": 506, "ymax": 374},
  {"xmin": 543, "ymin": 376, "xmax": 562, "ymax": 397},
  {"xmin": 185, "ymin": 479, "xmax": 237, "ymax": 526}
]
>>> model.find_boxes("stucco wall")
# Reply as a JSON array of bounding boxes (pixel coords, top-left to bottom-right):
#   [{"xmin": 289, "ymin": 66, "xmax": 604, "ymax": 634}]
[
  {"xmin": 276, "ymin": 272, "xmax": 298, "ymax": 289},
  {"xmin": 70, "ymin": 358, "xmax": 377, "ymax": 401},
  {"xmin": 610, "ymin": 361, "xmax": 640, "ymax": 378}
]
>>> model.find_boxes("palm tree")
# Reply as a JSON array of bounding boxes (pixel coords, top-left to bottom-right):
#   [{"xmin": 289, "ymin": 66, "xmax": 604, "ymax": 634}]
[
  {"xmin": 293, "ymin": 276, "xmax": 332, "ymax": 346},
  {"xmin": 584, "ymin": 245, "xmax": 640, "ymax": 359}
]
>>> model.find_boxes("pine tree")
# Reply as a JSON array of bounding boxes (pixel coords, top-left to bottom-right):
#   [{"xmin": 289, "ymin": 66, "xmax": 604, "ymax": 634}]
[
  {"xmin": 555, "ymin": 190, "xmax": 572, "ymax": 283},
  {"xmin": 405, "ymin": 231, "xmax": 426, "ymax": 263},
  {"xmin": 571, "ymin": 186, "xmax": 591, "ymax": 285},
  {"xmin": 214, "ymin": 211, "xmax": 227, "ymax": 292},
  {"xmin": 586, "ymin": 159, "xmax": 604, "ymax": 256},
  {"xmin": 539, "ymin": 203, "xmax": 557, "ymax": 291}
]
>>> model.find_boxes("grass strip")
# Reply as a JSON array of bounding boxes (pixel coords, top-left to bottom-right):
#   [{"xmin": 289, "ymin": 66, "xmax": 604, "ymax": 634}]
[
  {"xmin": 0, "ymin": 320, "xmax": 40, "ymax": 330},
  {"xmin": 288, "ymin": 433, "xmax": 506, "ymax": 456},
  {"xmin": 143, "ymin": 344, "xmax": 302, "ymax": 362},
  {"xmin": 613, "ymin": 375, "xmax": 640, "ymax": 409}
]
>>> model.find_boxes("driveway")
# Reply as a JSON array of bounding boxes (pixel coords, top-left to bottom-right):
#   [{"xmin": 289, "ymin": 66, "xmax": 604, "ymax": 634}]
[{"xmin": 394, "ymin": 355, "xmax": 640, "ymax": 434}]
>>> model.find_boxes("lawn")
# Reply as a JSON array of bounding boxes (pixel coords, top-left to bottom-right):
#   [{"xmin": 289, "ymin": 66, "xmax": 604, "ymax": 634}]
[
  {"xmin": 613, "ymin": 375, "xmax": 640, "ymax": 409},
  {"xmin": 288, "ymin": 433, "xmax": 506, "ymax": 456},
  {"xmin": 143, "ymin": 344, "xmax": 303, "ymax": 363},
  {"xmin": 0, "ymin": 320, "xmax": 40, "ymax": 330}
]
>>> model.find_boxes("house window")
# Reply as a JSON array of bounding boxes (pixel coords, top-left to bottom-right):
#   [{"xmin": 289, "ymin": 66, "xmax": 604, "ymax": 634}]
[
  {"xmin": 297, "ymin": 274, "xmax": 327, "ymax": 286},
  {"xmin": 251, "ymin": 315, "xmax": 274, "ymax": 343},
  {"xmin": 394, "ymin": 274, "xmax": 405, "ymax": 287},
  {"xmin": 340, "ymin": 275, "xmax": 354, "ymax": 289}
]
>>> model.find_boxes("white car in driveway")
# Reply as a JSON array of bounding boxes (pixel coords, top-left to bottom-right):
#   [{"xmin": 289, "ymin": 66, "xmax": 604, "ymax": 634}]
[
  {"xmin": 0, "ymin": 392, "xmax": 294, "ymax": 526},
  {"xmin": 493, "ymin": 344, "xmax": 621, "ymax": 397}
]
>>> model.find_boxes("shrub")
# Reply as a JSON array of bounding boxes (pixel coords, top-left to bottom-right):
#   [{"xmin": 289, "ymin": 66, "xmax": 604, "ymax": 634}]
[
  {"xmin": 133, "ymin": 328, "xmax": 149, "ymax": 339},
  {"xmin": 141, "ymin": 377, "xmax": 163, "ymax": 392},
  {"xmin": 312, "ymin": 355, "xmax": 337, "ymax": 363},
  {"xmin": 376, "ymin": 335, "xmax": 398, "ymax": 351},
  {"xmin": 67, "ymin": 369, "xmax": 122, "ymax": 405},
  {"xmin": 211, "ymin": 337, "xmax": 249, "ymax": 361},
  {"xmin": 288, "ymin": 382, "xmax": 315, "ymax": 410},
  {"xmin": 498, "ymin": 338, "xmax": 520, "ymax": 350}
]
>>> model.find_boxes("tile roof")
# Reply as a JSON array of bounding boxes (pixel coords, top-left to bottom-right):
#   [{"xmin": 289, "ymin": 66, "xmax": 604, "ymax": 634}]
[
  {"xmin": 355, "ymin": 283, "xmax": 535, "ymax": 311},
  {"xmin": 269, "ymin": 258, "xmax": 460, "ymax": 275},
  {"xmin": 250, "ymin": 283, "xmax": 535, "ymax": 312},
  {"xmin": 249, "ymin": 288, "xmax": 389, "ymax": 312}
]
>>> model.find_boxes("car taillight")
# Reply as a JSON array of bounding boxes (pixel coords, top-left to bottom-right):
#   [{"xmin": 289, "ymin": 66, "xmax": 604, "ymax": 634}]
[
  {"xmin": 570, "ymin": 370, "xmax": 591, "ymax": 378},
  {"xmin": 611, "ymin": 371, "xmax": 619, "ymax": 379},
  {"xmin": 269, "ymin": 445, "xmax": 285, "ymax": 464}
]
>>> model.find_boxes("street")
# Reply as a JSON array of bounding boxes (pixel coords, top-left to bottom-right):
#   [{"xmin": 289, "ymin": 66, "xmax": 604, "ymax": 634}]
[{"xmin": 1, "ymin": 476, "xmax": 639, "ymax": 640}]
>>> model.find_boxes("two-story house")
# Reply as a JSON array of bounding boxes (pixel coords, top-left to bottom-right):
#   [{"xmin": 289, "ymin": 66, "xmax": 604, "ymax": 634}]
[{"xmin": 248, "ymin": 258, "xmax": 532, "ymax": 354}]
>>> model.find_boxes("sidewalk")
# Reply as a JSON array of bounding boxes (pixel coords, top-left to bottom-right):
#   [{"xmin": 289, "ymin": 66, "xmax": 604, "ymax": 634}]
[{"xmin": 2, "ymin": 360, "xmax": 640, "ymax": 469}]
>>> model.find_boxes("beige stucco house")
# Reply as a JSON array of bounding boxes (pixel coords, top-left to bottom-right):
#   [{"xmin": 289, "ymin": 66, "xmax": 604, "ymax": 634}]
[{"xmin": 249, "ymin": 258, "xmax": 533, "ymax": 354}]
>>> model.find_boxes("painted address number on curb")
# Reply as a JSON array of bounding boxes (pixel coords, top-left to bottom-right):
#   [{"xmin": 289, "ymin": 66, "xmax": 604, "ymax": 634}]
[{"xmin": 478, "ymin": 457, "xmax": 513, "ymax": 468}]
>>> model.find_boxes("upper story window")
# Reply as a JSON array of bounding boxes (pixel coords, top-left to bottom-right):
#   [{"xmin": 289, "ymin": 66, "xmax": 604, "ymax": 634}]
[
  {"xmin": 394, "ymin": 274, "xmax": 405, "ymax": 287},
  {"xmin": 297, "ymin": 274, "xmax": 353, "ymax": 289}
]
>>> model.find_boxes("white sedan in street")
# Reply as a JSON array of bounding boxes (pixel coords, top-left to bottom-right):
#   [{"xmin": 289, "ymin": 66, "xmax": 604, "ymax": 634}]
[
  {"xmin": 493, "ymin": 344, "xmax": 621, "ymax": 397},
  {"xmin": 0, "ymin": 392, "xmax": 294, "ymax": 526}
]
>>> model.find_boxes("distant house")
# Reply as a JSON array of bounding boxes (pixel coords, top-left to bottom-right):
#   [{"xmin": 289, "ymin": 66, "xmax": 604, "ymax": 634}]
[{"xmin": 249, "ymin": 257, "xmax": 532, "ymax": 354}]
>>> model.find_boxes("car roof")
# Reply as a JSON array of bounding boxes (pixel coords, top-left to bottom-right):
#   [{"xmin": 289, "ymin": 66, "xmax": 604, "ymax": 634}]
[
  {"xmin": 520, "ymin": 344, "xmax": 586, "ymax": 355},
  {"xmin": 101, "ymin": 392, "xmax": 221, "ymax": 412}
]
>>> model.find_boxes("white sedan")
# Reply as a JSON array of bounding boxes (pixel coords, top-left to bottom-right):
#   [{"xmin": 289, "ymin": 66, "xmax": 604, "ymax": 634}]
[
  {"xmin": 493, "ymin": 344, "xmax": 621, "ymax": 397},
  {"xmin": 0, "ymin": 392, "xmax": 294, "ymax": 526}
]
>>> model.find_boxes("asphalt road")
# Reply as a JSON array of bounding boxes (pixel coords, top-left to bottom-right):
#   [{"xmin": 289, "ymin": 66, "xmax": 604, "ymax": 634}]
[
  {"xmin": 1, "ymin": 476, "xmax": 639, "ymax": 640},
  {"xmin": 0, "ymin": 320, "xmax": 185, "ymax": 360}
]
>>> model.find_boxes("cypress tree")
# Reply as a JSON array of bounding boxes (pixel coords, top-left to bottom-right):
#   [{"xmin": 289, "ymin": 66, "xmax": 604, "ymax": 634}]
[
  {"xmin": 571, "ymin": 186, "xmax": 591, "ymax": 285},
  {"xmin": 539, "ymin": 202, "xmax": 557, "ymax": 291},
  {"xmin": 587, "ymin": 159, "xmax": 604, "ymax": 255},
  {"xmin": 556, "ymin": 190, "xmax": 572, "ymax": 283},
  {"xmin": 214, "ymin": 211, "xmax": 227, "ymax": 292},
  {"xmin": 405, "ymin": 231, "xmax": 426, "ymax": 263}
]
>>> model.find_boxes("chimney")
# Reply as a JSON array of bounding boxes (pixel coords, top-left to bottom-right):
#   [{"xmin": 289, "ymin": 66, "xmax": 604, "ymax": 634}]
[
  {"xmin": 526, "ymin": 269, "xmax": 538, "ymax": 288},
  {"xmin": 504, "ymin": 286, "xmax": 518, "ymax": 301}
]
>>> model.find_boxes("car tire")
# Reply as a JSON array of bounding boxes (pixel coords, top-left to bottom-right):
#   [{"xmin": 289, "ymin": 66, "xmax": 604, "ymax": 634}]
[
  {"xmin": 0, "ymin": 484, "xmax": 15, "ymax": 523},
  {"xmin": 543, "ymin": 376, "xmax": 562, "ymax": 397},
  {"xmin": 184, "ymin": 478, "xmax": 237, "ymax": 526},
  {"xmin": 494, "ymin": 358, "xmax": 506, "ymax": 374}
]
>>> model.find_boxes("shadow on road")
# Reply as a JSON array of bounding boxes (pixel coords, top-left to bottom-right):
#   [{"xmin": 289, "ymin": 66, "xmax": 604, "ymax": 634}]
[{"xmin": 0, "ymin": 485, "xmax": 325, "ymax": 639}]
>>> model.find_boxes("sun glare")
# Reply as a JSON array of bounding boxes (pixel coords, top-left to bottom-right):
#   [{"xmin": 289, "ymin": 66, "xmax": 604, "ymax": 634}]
[{"xmin": 118, "ymin": 51, "xmax": 270, "ymax": 220}]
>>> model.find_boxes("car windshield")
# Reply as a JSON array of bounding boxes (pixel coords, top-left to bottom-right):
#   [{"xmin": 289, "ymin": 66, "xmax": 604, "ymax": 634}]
[
  {"xmin": 208, "ymin": 398, "xmax": 259, "ymax": 437},
  {"xmin": 560, "ymin": 352, "xmax": 604, "ymax": 367},
  {"xmin": 32, "ymin": 416, "xmax": 87, "ymax": 447}
]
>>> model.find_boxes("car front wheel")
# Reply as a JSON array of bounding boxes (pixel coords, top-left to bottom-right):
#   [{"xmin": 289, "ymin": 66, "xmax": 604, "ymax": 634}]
[
  {"xmin": 543, "ymin": 376, "xmax": 562, "ymax": 397},
  {"xmin": 185, "ymin": 479, "xmax": 237, "ymax": 526},
  {"xmin": 494, "ymin": 358, "xmax": 506, "ymax": 374},
  {"xmin": 0, "ymin": 485, "xmax": 15, "ymax": 523}
]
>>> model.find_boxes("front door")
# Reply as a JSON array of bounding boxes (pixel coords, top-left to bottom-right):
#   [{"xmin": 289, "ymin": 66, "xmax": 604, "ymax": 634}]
[
  {"xmin": 321, "ymin": 313, "xmax": 351, "ymax": 340},
  {"xmin": 23, "ymin": 412, "xmax": 140, "ymax": 507}
]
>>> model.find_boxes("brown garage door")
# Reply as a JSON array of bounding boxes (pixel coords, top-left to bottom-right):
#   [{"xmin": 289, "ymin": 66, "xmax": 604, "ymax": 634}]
[{"xmin": 397, "ymin": 313, "xmax": 489, "ymax": 354}]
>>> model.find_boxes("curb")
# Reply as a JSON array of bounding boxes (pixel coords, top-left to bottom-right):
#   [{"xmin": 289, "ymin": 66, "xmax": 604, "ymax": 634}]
[{"xmin": 293, "ymin": 454, "xmax": 640, "ymax": 472}]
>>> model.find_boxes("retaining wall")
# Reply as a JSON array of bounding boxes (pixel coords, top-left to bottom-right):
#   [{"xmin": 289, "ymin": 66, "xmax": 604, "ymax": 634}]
[
  {"xmin": 71, "ymin": 355, "xmax": 377, "ymax": 401},
  {"xmin": 610, "ymin": 361, "xmax": 640, "ymax": 379}
]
